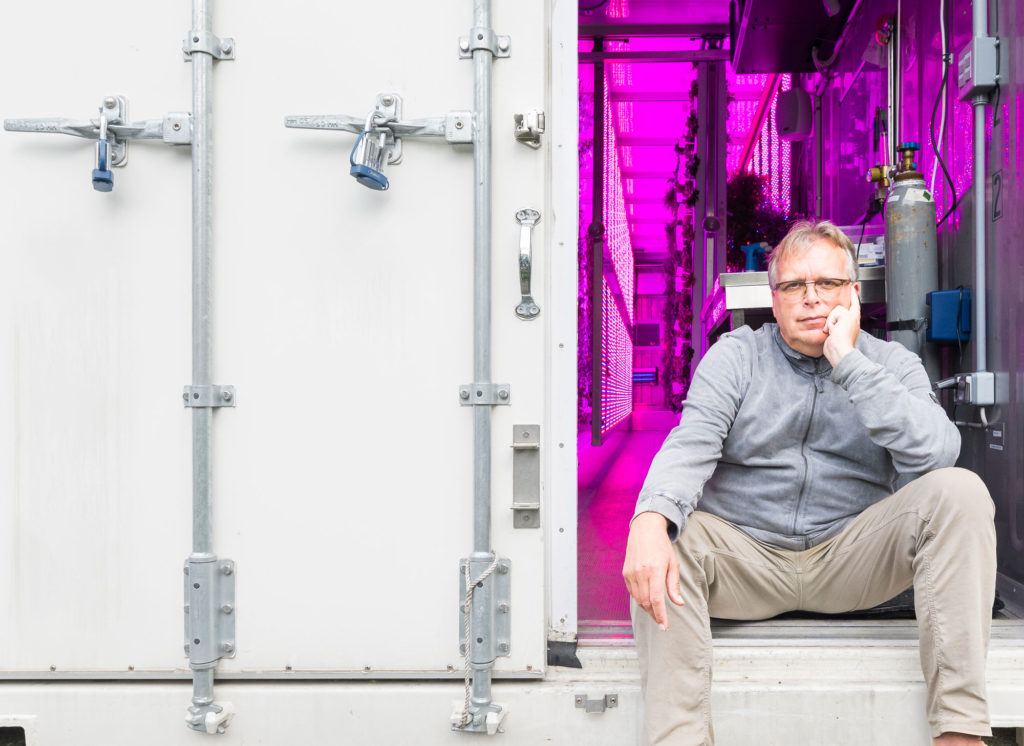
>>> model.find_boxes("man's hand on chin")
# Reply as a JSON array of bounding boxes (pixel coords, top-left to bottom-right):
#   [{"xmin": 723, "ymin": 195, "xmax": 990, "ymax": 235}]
[{"xmin": 822, "ymin": 287, "xmax": 861, "ymax": 367}]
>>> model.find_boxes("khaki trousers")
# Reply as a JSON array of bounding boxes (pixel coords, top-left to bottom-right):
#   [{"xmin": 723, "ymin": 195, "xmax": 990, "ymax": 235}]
[{"xmin": 632, "ymin": 467, "xmax": 997, "ymax": 745}]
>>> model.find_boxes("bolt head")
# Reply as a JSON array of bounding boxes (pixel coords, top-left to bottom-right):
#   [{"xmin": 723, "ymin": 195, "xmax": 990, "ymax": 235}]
[
  {"xmin": 382, "ymin": 95, "xmax": 394, "ymax": 107},
  {"xmin": 104, "ymin": 97, "xmax": 117, "ymax": 110},
  {"xmin": 219, "ymin": 40, "xmax": 233, "ymax": 55},
  {"xmin": 222, "ymin": 642, "xmax": 234, "ymax": 653},
  {"xmin": 498, "ymin": 389, "xmax": 509, "ymax": 400},
  {"xmin": 221, "ymin": 563, "xmax": 233, "ymax": 575},
  {"xmin": 222, "ymin": 603, "xmax": 234, "ymax": 614},
  {"xmin": 222, "ymin": 390, "xmax": 233, "ymax": 401},
  {"xmin": 460, "ymin": 389, "xmax": 470, "ymax": 400},
  {"xmin": 498, "ymin": 38, "xmax": 510, "ymax": 51},
  {"xmin": 459, "ymin": 38, "xmax": 470, "ymax": 52}
]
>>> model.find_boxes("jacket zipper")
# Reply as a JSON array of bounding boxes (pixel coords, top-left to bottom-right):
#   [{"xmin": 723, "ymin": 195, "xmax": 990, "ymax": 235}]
[{"xmin": 789, "ymin": 359, "xmax": 823, "ymax": 541}]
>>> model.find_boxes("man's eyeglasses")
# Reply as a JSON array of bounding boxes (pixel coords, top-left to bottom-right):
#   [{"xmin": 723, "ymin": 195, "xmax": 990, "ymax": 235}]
[{"xmin": 774, "ymin": 278, "xmax": 851, "ymax": 299}]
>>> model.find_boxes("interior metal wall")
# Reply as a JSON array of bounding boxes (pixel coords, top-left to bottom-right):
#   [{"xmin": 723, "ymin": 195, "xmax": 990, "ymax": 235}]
[
  {"xmin": 818, "ymin": 0, "xmax": 1024, "ymax": 583},
  {"xmin": 945, "ymin": 0, "xmax": 1024, "ymax": 585}
]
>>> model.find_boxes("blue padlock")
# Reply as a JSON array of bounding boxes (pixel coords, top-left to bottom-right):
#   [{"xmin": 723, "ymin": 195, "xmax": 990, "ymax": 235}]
[
  {"xmin": 349, "ymin": 122, "xmax": 389, "ymax": 191},
  {"xmin": 92, "ymin": 116, "xmax": 114, "ymax": 192}
]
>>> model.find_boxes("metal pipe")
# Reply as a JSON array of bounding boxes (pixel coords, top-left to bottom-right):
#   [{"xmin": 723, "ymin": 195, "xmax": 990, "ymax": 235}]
[
  {"xmin": 192, "ymin": 0, "xmax": 214, "ymax": 556},
  {"xmin": 973, "ymin": 101, "xmax": 987, "ymax": 371},
  {"xmin": 189, "ymin": 0, "xmax": 216, "ymax": 718},
  {"xmin": 886, "ymin": 41, "xmax": 894, "ymax": 168},
  {"xmin": 472, "ymin": 0, "xmax": 493, "ymax": 556},
  {"xmin": 972, "ymin": 0, "xmax": 989, "ymax": 373},
  {"xmin": 590, "ymin": 41, "xmax": 605, "ymax": 448},
  {"xmin": 814, "ymin": 95, "xmax": 823, "ymax": 219},
  {"xmin": 468, "ymin": 0, "xmax": 497, "ymax": 718}
]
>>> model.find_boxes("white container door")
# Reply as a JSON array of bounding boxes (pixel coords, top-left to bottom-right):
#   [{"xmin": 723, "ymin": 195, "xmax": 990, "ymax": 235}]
[{"xmin": 0, "ymin": 0, "xmax": 557, "ymax": 677}]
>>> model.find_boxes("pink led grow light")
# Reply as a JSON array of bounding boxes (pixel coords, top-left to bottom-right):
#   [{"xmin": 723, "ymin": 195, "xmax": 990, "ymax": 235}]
[{"xmin": 601, "ymin": 278, "xmax": 633, "ymax": 433}]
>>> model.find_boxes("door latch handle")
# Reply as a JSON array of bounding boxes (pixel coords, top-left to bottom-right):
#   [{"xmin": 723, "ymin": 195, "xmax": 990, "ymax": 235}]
[{"xmin": 514, "ymin": 209, "xmax": 541, "ymax": 320}]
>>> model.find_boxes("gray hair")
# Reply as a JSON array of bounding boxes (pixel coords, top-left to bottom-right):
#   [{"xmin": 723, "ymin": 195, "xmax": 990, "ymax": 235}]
[{"xmin": 767, "ymin": 220, "xmax": 859, "ymax": 289}]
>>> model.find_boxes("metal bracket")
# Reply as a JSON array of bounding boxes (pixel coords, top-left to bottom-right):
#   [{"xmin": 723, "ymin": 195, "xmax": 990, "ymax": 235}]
[
  {"xmin": 183, "ymin": 385, "xmax": 237, "ymax": 408},
  {"xmin": 514, "ymin": 209, "xmax": 541, "ymax": 320},
  {"xmin": 512, "ymin": 425, "xmax": 540, "ymax": 529},
  {"xmin": 184, "ymin": 556, "xmax": 236, "ymax": 666},
  {"xmin": 162, "ymin": 113, "xmax": 193, "ymax": 145},
  {"xmin": 286, "ymin": 95, "xmax": 476, "ymax": 164},
  {"xmin": 459, "ymin": 383, "xmax": 511, "ymax": 406},
  {"xmin": 513, "ymin": 110, "xmax": 545, "ymax": 149},
  {"xmin": 4, "ymin": 96, "xmax": 193, "ymax": 187},
  {"xmin": 183, "ymin": 30, "xmax": 236, "ymax": 60},
  {"xmin": 186, "ymin": 701, "xmax": 235, "ymax": 736},
  {"xmin": 458, "ymin": 558, "xmax": 511, "ymax": 657},
  {"xmin": 445, "ymin": 111, "xmax": 474, "ymax": 144},
  {"xmin": 575, "ymin": 694, "xmax": 618, "ymax": 713},
  {"xmin": 459, "ymin": 27, "xmax": 511, "ymax": 58}
]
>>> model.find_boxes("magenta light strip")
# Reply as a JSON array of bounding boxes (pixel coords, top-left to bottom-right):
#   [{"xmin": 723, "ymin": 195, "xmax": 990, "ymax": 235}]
[
  {"xmin": 601, "ymin": 278, "xmax": 633, "ymax": 433},
  {"xmin": 603, "ymin": 86, "xmax": 636, "ymax": 324}
]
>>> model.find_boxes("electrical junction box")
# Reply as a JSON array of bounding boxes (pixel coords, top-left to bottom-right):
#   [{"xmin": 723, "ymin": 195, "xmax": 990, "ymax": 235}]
[
  {"xmin": 957, "ymin": 36, "xmax": 999, "ymax": 101},
  {"xmin": 954, "ymin": 372, "xmax": 995, "ymax": 406},
  {"xmin": 926, "ymin": 288, "xmax": 971, "ymax": 343}
]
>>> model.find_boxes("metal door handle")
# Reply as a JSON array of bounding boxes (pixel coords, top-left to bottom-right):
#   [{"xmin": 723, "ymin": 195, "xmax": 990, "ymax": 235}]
[{"xmin": 515, "ymin": 208, "xmax": 541, "ymax": 320}]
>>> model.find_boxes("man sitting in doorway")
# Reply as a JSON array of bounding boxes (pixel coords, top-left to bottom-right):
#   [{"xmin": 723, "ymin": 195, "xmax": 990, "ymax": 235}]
[{"xmin": 623, "ymin": 220, "xmax": 996, "ymax": 745}]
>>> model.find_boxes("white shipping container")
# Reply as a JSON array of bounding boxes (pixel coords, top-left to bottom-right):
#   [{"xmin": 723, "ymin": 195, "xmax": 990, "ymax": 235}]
[{"xmin": 1, "ymin": 0, "xmax": 1023, "ymax": 744}]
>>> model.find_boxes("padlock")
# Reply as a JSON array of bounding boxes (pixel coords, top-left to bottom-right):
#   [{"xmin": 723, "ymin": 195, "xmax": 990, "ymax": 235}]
[
  {"xmin": 349, "ymin": 112, "xmax": 389, "ymax": 191},
  {"xmin": 92, "ymin": 113, "xmax": 114, "ymax": 192}
]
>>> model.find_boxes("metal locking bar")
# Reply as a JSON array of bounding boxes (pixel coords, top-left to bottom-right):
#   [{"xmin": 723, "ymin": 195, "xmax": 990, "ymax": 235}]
[
  {"xmin": 285, "ymin": 93, "xmax": 474, "ymax": 182},
  {"xmin": 514, "ymin": 209, "xmax": 541, "ymax": 320},
  {"xmin": 5, "ymin": 95, "xmax": 193, "ymax": 190}
]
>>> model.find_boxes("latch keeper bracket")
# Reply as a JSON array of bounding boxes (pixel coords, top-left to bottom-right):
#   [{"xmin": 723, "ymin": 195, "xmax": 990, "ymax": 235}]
[
  {"xmin": 575, "ymin": 693, "xmax": 618, "ymax": 713},
  {"xmin": 183, "ymin": 385, "xmax": 237, "ymax": 408},
  {"xmin": 512, "ymin": 425, "xmax": 540, "ymax": 529}
]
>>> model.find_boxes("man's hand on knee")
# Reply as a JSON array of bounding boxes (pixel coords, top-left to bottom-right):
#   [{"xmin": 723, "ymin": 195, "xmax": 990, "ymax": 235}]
[{"xmin": 623, "ymin": 512, "xmax": 686, "ymax": 630}]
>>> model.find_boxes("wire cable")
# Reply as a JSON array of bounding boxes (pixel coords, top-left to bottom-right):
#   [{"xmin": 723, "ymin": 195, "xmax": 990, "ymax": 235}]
[{"xmin": 930, "ymin": 0, "xmax": 959, "ymax": 227}]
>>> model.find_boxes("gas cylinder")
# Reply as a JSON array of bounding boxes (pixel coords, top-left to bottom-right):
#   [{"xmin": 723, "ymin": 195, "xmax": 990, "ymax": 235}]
[{"xmin": 884, "ymin": 142, "xmax": 938, "ymax": 374}]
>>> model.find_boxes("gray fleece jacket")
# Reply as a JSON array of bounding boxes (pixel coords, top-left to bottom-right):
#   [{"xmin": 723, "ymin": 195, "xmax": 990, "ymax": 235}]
[{"xmin": 634, "ymin": 323, "xmax": 960, "ymax": 550}]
